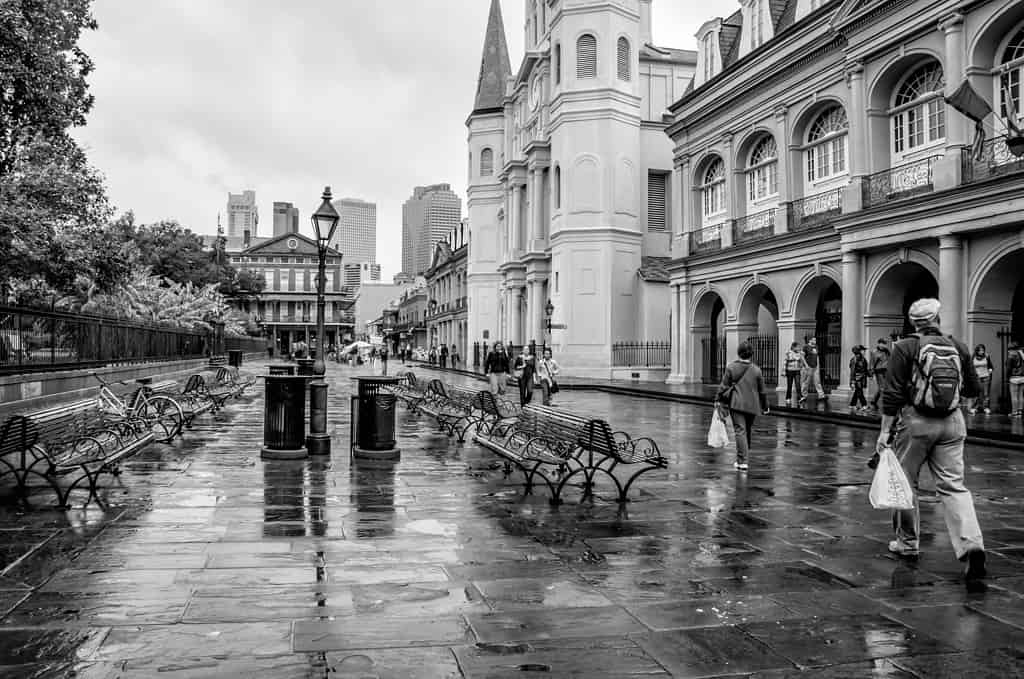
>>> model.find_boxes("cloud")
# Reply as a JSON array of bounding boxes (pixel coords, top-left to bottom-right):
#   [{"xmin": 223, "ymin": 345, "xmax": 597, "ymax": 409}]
[{"xmin": 72, "ymin": 0, "xmax": 710, "ymax": 279}]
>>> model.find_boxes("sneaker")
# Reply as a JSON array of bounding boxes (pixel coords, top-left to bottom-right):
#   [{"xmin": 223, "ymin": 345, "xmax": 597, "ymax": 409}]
[
  {"xmin": 798, "ymin": 396, "xmax": 807, "ymax": 404},
  {"xmin": 969, "ymin": 408, "xmax": 977, "ymax": 415},
  {"xmin": 984, "ymin": 408, "xmax": 991, "ymax": 415},
  {"xmin": 733, "ymin": 462, "xmax": 748, "ymax": 471},
  {"xmin": 962, "ymin": 549, "xmax": 987, "ymax": 580},
  {"xmin": 888, "ymin": 540, "xmax": 920, "ymax": 557}
]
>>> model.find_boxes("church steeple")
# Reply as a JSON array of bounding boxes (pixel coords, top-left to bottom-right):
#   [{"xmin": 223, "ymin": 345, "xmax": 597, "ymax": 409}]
[{"xmin": 472, "ymin": 0, "xmax": 511, "ymax": 115}]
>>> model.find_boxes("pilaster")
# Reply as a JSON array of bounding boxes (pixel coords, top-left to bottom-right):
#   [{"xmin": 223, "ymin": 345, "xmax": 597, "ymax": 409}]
[
  {"xmin": 839, "ymin": 249, "xmax": 864, "ymax": 393},
  {"xmin": 843, "ymin": 62, "xmax": 867, "ymax": 213},
  {"xmin": 938, "ymin": 234, "xmax": 964, "ymax": 338}
]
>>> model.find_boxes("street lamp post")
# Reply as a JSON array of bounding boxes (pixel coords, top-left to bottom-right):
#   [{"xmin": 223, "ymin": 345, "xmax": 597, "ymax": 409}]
[
  {"xmin": 545, "ymin": 299, "xmax": 554, "ymax": 334},
  {"xmin": 307, "ymin": 186, "xmax": 340, "ymax": 455}
]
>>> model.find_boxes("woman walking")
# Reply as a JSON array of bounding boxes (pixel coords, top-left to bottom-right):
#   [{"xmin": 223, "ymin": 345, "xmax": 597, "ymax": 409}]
[
  {"xmin": 783, "ymin": 341, "xmax": 805, "ymax": 405},
  {"xmin": 716, "ymin": 341, "xmax": 768, "ymax": 471},
  {"xmin": 970, "ymin": 344, "xmax": 993, "ymax": 415},
  {"xmin": 1009, "ymin": 342, "xmax": 1024, "ymax": 417},
  {"xmin": 849, "ymin": 345, "xmax": 869, "ymax": 412},
  {"xmin": 513, "ymin": 347, "xmax": 536, "ymax": 406},
  {"xmin": 535, "ymin": 348, "xmax": 560, "ymax": 406}
]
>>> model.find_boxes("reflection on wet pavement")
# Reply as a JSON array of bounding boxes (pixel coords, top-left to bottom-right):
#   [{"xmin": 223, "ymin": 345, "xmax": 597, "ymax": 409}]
[{"xmin": 0, "ymin": 363, "xmax": 1022, "ymax": 677}]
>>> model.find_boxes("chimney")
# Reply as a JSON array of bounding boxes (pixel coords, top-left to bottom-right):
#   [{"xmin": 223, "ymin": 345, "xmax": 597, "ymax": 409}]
[{"xmin": 640, "ymin": 0, "xmax": 652, "ymax": 44}]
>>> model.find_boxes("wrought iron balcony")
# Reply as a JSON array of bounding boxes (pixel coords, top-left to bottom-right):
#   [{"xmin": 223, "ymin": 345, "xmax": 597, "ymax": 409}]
[
  {"xmin": 787, "ymin": 189, "xmax": 843, "ymax": 231},
  {"xmin": 688, "ymin": 223, "xmax": 725, "ymax": 254},
  {"xmin": 962, "ymin": 137, "xmax": 1024, "ymax": 184},
  {"xmin": 732, "ymin": 209, "xmax": 776, "ymax": 244},
  {"xmin": 862, "ymin": 155, "xmax": 941, "ymax": 209}
]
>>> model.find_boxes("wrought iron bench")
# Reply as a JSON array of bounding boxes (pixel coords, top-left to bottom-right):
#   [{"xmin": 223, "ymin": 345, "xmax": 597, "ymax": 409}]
[
  {"xmin": 581, "ymin": 419, "xmax": 668, "ymax": 503},
  {"xmin": 181, "ymin": 373, "xmax": 233, "ymax": 412},
  {"xmin": 475, "ymin": 390, "xmax": 522, "ymax": 436},
  {"xmin": 415, "ymin": 381, "xmax": 482, "ymax": 441},
  {"xmin": 215, "ymin": 366, "xmax": 256, "ymax": 395},
  {"xmin": 0, "ymin": 399, "xmax": 155, "ymax": 507},
  {"xmin": 389, "ymin": 372, "xmax": 428, "ymax": 411},
  {"xmin": 146, "ymin": 379, "xmax": 212, "ymax": 427}
]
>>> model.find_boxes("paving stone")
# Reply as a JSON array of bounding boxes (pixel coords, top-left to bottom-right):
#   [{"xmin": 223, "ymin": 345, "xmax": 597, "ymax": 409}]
[
  {"xmin": 292, "ymin": 614, "xmax": 472, "ymax": 651},
  {"xmin": 635, "ymin": 626, "xmax": 795, "ymax": 677},
  {"xmin": 465, "ymin": 605, "xmax": 644, "ymax": 643},
  {"xmin": 723, "ymin": 658, "xmax": 916, "ymax": 678},
  {"xmin": 885, "ymin": 603, "xmax": 1024, "ymax": 650},
  {"xmin": 454, "ymin": 637, "xmax": 669, "ymax": 677},
  {"xmin": 93, "ymin": 622, "xmax": 293, "ymax": 662},
  {"xmin": 687, "ymin": 561, "xmax": 856, "ymax": 595},
  {"xmin": 627, "ymin": 595, "xmax": 801, "ymax": 631},
  {"xmin": 888, "ymin": 647, "xmax": 1024, "ymax": 678},
  {"xmin": 472, "ymin": 577, "xmax": 612, "ymax": 610},
  {"xmin": 0, "ymin": 627, "xmax": 108, "ymax": 665},
  {"xmin": 326, "ymin": 647, "xmax": 461, "ymax": 678},
  {"xmin": 4, "ymin": 591, "xmax": 188, "ymax": 626}
]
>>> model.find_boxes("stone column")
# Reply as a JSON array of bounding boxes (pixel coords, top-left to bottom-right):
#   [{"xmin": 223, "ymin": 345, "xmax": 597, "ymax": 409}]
[
  {"xmin": 721, "ymin": 133, "xmax": 735, "ymax": 248},
  {"xmin": 525, "ymin": 170, "xmax": 537, "ymax": 248},
  {"xmin": 844, "ymin": 62, "xmax": 867, "ymax": 213},
  {"xmin": 939, "ymin": 234, "xmax": 964, "ymax": 338},
  {"xmin": 668, "ymin": 284, "xmax": 681, "ymax": 381},
  {"xmin": 937, "ymin": 13, "xmax": 967, "ymax": 190},
  {"xmin": 532, "ymin": 168, "xmax": 545, "ymax": 247},
  {"xmin": 840, "ymin": 250, "xmax": 864, "ymax": 394},
  {"xmin": 524, "ymin": 280, "xmax": 535, "ymax": 343},
  {"xmin": 532, "ymin": 279, "xmax": 546, "ymax": 346},
  {"xmin": 509, "ymin": 287, "xmax": 523, "ymax": 345},
  {"xmin": 723, "ymin": 321, "xmax": 758, "ymax": 366},
  {"xmin": 774, "ymin": 106, "xmax": 790, "ymax": 233},
  {"xmin": 510, "ymin": 185, "xmax": 522, "ymax": 254},
  {"xmin": 672, "ymin": 159, "xmax": 689, "ymax": 256}
]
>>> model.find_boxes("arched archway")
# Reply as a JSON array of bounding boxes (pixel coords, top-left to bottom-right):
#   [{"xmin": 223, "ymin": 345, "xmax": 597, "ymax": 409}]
[
  {"xmin": 692, "ymin": 289, "xmax": 727, "ymax": 384},
  {"xmin": 791, "ymin": 274, "xmax": 843, "ymax": 390},
  {"xmin": 868, "ymin": 261, "xmax": 939, "ymax": 336},
  {"xmin": 969, "ymin": 245, "xmax": 1024, "ymax": 412},
  {"xmin": 737, "ymin": 283, "xmax": 780, "ymax": 385}
]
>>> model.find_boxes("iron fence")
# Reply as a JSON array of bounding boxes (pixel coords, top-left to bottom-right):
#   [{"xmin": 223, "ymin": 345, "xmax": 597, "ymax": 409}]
[
  {"xmin": 689, "ymin": 223, "xmax": 724, "ymax": 254},
  {"xmin": 611, "ymin": 341, "xmax": 670, "ymax": 367},
  {"xmin": 733, "ymin": 209, "xmax": 776, "ymax": 244},
  {"xmin": 815, "ymin": 332, "xmax": 842, "ymax": 392},
  {"xmin": 962, "ymin": 138, "xmax": 1024, "ymax": 184},
  {"xmin": 862, "ymin": 156, "xmax": 940, "ymax": 209},
  {"xmin": 746, "ymin": 334, "xmax": 778, "ymax": 386},
  {"xmin": 787, "ymin": 189, "xmax": 843, "ymax": 231},
  {"xmin": 700, "ymin": 336, "xmax": 727, "ymax": 384}
]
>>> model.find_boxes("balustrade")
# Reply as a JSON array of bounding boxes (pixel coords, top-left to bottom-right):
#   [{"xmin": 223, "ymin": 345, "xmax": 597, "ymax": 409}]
[
  {"xmin": 787, "ymin": 189, "xmax": 843, "ymax": 231},
  {"xmin": 732, "ymin": 209, "xmax": 776, "ymax": 244},
  {"xmin": 862, "ymin": 156, "xmax": 940, "ymax": 209},
  {"xmin": 689, "ymin": 223, "xmax": 725, "ymax": 254}
]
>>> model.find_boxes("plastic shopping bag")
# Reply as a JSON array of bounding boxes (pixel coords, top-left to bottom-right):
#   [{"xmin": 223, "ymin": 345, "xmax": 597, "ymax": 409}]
[
  {"xmin": 868, "ymin": 446, "xmax": 915, "ymax": 510},
  {"xmin": 707, "ymin": 407, "xmax": 730, "ymax": 449}
]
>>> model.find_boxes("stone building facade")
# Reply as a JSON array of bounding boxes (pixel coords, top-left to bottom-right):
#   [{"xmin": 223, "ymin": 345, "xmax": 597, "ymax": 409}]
[
  {"xmin": 666, "ymin": 0, "xmax": 1024, "ymax": 408},
  {"xmin": 425, "ymin": 222, "xmax": 469, "ymax": 361},
  {"xmin": 466, "ymin": 0, "xmax": 696, "ymax": 376}
]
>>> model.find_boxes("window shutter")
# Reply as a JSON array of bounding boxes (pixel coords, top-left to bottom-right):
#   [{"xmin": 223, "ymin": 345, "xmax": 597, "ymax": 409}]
[
  {"xmin": 480, "ymin": 148, "xmax": 493, "ymax": 176},
  {"xmin": 617, "ymin": 38, "xmax": 631, "ymax": 81},
  {"xmin": 647, "ymin": 172, "xmax": 667, "ymax": 232},
  {"xmin": 577, "ymin": 34, "xmax": 597, "ymax": 79}
]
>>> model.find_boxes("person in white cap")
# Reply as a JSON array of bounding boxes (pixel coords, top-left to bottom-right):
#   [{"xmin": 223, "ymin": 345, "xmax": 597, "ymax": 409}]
[{"xmin": 877, "ymin": 297, "xmax": 986, "ymax": 582}]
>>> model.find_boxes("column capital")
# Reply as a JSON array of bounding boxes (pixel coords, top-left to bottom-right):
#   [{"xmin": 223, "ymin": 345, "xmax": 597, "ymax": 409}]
[
  {"xmin": 845, "ymin": 60, "xmax": 865, "ymax": 82},
  {"xmin": 721, "ymin": 132, "xmax": 734, "ymax": 147},
  {"xmin": 774, "ymin": 105, "xmax": 788, "ymax": 121},
  {"xmin": 938, "ymin": 12, "xmax": 964, "ymax": 33},
  {"xmin": 939, "ymin": 233, "xmax": 962, "ymax": 249},
  {"xmin": 840, "ymin": 249, "xmax": 860, "ymax": 263}
]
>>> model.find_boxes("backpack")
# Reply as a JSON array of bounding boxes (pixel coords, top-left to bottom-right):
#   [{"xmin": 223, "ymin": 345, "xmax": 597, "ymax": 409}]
[{"xmin": 910, "ymin": 334, "xmax": 962, "ymax": 415}]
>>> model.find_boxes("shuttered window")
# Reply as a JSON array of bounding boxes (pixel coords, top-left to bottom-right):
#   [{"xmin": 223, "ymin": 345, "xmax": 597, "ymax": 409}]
[
  {"xmin": 617, "ymin": 37, "xmax": 631, "ymax": 81},
  {"xmin": 480, "ymin": 148, "xmax": 493, "ymax": 176},
  {"xmin": 647, "ymin": 172, "xmax": 667, "ymax": 232},
  {"xmin": 577, "ymin": 34, "xmax": 597, "ymax": 79}
]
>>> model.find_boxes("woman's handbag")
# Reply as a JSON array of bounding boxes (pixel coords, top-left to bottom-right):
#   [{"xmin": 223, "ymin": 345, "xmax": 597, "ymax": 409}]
[
  {"xmin": 549, "ymin": 379, "xmax": 560, "ymax": 394},
  {"xmin": 719, "ymin": 363, "xmax": 750, "ymax": 406}
]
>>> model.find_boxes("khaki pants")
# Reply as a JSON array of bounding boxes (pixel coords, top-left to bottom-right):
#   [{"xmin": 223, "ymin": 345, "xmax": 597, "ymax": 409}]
[
  {"xmin": 892, "ymin": 408, "xmax": 984, "ymax": 560},
  {"xmin": 488, "ymin": 373, "xmax": 505, "ymax": 395}
]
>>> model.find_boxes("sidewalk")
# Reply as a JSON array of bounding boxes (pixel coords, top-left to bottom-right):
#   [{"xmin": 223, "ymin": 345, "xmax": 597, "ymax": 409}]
[{"xmin": 406, "ymin": 361, "xmax": 1023, "ymax": 449}]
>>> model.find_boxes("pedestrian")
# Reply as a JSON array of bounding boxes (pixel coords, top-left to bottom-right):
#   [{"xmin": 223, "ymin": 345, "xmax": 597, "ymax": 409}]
[
  {"xmin": 380, "ymin": 346, "xmax": 389, "ymax": 375},
  {"xmin": 800, "ymin": 337, "xmax": 825, "ymax": 402},
  {"xmin": 513, "ymin": 347, "xmax": 536, "ymax": 406},
  {"xmin": 485, "ymin": 342, "xmax": 510, "ymax": 395},
  {"xmin": 429, "ymin": 345, "xmax": 437, "ymax": 366},
  {"xmin": 783, "ymin": 341, "xmax": 805, "ymax": 405},
  {"xmin": 969, "ymin": 344, "xmax": 993, "ymax": 415},
  {"xmin": 869, "ymin": 338, "xmax": 891, "ymax": 411},
  {"xmin": 1008, "ymin": 341, "xmax": 1024, "ymax": 417},
  {"xmin": 849, "ymin": 345, "xmax": 869, "ymax": 412},
  {"xmin": 535, "ymin": 347, "xmax": 560, "ymax": 406},
  {"xmin": 400, "ymin": 343, "xmax": 407, "ymax": 365},
  {"xmin": 715, "ymin": 340, "xmax": 769, "ymax": 471},
  {"xmin": 451, "ymin": 344, "xmax": 459, "ymax": 368},
  {"xmin": 370, "ymin": 346, "xmax": 378, "ymax": 368},
  {"xmin": 876, "ymin": 298, "xmax": 986, "ymax": 581},
  {"xmin": 439, "ymin": 343, "xmax": 449, "ymax": 369}
]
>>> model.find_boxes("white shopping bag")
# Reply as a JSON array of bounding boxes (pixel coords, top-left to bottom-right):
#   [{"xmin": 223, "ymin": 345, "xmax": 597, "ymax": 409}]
[
  {"xmin": 707, "ymin": 407, "xmax": 730, "ymax": 449},
  {"xmin": 868, "ymin": 446, "xmax": 915, "ymax": 510}
]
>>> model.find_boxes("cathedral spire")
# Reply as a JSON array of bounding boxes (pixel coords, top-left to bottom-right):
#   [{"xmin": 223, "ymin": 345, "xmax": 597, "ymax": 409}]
[{"xmin": 472, "ymin": 0, "xmax": 511, "ymax": 115}]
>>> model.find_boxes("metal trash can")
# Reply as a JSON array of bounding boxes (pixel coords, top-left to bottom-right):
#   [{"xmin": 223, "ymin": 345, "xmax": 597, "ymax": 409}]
[
  {"xmin": 228, "ymin": 349, "xmax": 243, "ymax": 367},
  {"xmin": 351, "ymin": 376, "xmax": 401, "ymax": 460},
  {"xmin": 296, "ymin": 358, "xmax": 316, "ymax": 376},
  {"xmin": 261, "ymin": 375, "xmax": 308, "ymax": 459},
  {"xmin": 268, "ymin": 364, "xmax": 295, "ymax": 376}
]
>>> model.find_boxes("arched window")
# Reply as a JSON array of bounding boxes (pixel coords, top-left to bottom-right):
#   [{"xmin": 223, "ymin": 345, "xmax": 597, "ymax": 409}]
[
  {"xmin": 891, "ymin": 62, "xmax": 945, "ymax": 156},
  {"xmin": 617, "ymin": 37, "xmax": 631, "ymax": 81},
  {"xmin": 701, "ymin": 158, "xmax": 727, "ymax": 221},
  {"xmin": 998, "ymin": 28, "xmax": 1024, "ymax": 123},
  {"xmin": 480, "ymin": 148, "xmax": 493, "ymax": 177},
  {"xmin": 747, "ymin": 136, "xmax": 778, "ymax": 201},
  {"xmin": 554, "ymin": 44, "xmax": 561, "ymax": 84},
  {"xmin": 805, "ymin": 106, "xmax": 849, "ymax": 183},
  {"xmin": 554, "ymin": 165, "xmax": 561, "ymax": 208},
  {"xmin": 577, "ymin": 34, "xmax": 597, "ymax": 79}
]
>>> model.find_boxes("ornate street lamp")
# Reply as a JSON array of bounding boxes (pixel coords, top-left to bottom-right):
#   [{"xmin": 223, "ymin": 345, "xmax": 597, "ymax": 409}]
[
  {"xmin": 307, "ymin": 186, "xmax": 340, "ymax": 456},
  {"xmin": 545, "ymin": 299, "xmax": 555, "ymax": 333}
]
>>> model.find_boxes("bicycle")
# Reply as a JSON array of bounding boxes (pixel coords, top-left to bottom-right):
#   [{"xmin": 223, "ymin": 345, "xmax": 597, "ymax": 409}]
[{"xmin": 93, "ymin": 373, "xmax": 185, "ymax": 444}]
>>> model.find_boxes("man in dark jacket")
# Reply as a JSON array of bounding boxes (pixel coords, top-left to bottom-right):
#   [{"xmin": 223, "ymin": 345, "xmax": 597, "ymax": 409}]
[
  {"xmin": 485, "ymin": 343, "xmax": 510, "ymax": 395},
  {"xmin": 877, "ymin": 298, "xmax": 986, "ymax": 581},
  {"xmin": 513, "ymin": 347, "xmax": 536, "ymax": 406}
]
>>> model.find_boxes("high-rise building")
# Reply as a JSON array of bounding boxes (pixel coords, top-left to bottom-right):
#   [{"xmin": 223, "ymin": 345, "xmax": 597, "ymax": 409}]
[
  {"xmin": 227, "ymin": 190, "xmax": 258, "ymax": 239},
  {"xmin": 272, "ymin": 202, "xmax": 300, "ymax": 237},
  {"xmin": 343, "ymin": 262, "xmax": 381, "ymax": 288},
  {"xmin": 333, "ymin": 198, "xmax": 376, "ymax": 267},
  {"xmin": 402, "ymin": 184, "xmax": 461, "ymax": 276}
]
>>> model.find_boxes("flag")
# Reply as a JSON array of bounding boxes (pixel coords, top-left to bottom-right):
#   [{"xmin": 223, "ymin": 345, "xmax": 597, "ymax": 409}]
[
  {"xmin": 1000, "ymin": 77, "xmax": 1022, "ymax": 138},
  {"xmin": 946, "ymin": 80, "xmax": 993, "ymax": 162}
]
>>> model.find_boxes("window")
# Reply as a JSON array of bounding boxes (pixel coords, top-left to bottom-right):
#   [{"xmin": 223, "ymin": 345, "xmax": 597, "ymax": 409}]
[
  {"xmin": 647, "ymin": 172, "xmax": 667, "ymax": 231},
  {"xmin": 577, "ymin": 34, "xmax": 597, "ymax": 79},
  {"xmin": 891, "ymin": 62, "xmax": 945, "ymax": 156},
  {"xmin": 554, "ymin": 165, "xmax": 561, "ymax": 208},
  {"xmin": 701, "ymin": 158, "xmax": 727, "ymax": 221},
  {"xmin": 702, "ymin": 33, "xmax": 717, "ymax": 81},
  {"xmin": 998, "ymin": 28, "xmax": 1024, "ymax": 124},
  {"xmin": 805, "ymin": 106, "xmax": 849, "ymax": 183},
  {"xmin": 480, "ymin": 148, "xmax": 494, "ymax": 176},
  {"xmin": 747, "ymin": 136, "xmax": 779, "ymax": 201},
  {"xmin": 554, "ymin": 44, "xmax": 561, "ymax": 84},
  {"xmin": 278, "ymin": 269, "xmax": 290, "ymax": 292},
  {"xmin": 617, "ymin": 37, "xmax": 631, "ymax": 81}
]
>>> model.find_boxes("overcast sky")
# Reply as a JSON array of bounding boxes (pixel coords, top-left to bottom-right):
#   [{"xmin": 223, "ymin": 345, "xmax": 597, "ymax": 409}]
[{"xmin": 73, "ymin": 1, "xmax": 711, "ymax": 280}]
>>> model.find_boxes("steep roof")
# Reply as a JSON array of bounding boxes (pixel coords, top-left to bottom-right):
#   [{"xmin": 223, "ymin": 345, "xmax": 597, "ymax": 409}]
[
  {"xmin": 638, "ymin": 256, "xmax": 671, "ymax": 283},
  {"xmin": 472, "ymin": 0, "xmax": 512, "ymax": 116},
  {"xmin": 719, "ymin": 10, "xmax": 744, "ymax": 69}
]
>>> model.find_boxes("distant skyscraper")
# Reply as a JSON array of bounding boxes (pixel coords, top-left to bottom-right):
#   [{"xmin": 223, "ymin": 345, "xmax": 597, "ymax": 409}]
[
  {"xmin": 402, "ymin": 184, "xmax": 461, "ymax": 276},
  {"xmin": 227, "ymin": 190, "xmax": 258, "ymax": 239},
  {"xmin": 272, "ymin": 201, "xmax": 300, "ymax": 237},
  {"xmin": 343, "ymin": 262, "xmax": 382, "ymax": 288},
  {"xmin": 333, "ymin": 198, "xmax": 376, "ymax": 267}
]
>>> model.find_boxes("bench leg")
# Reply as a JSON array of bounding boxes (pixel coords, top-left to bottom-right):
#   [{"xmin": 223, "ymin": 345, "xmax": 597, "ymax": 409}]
[{"xmin": 616, "ymin": 464, "xmax": 666, "ymax": 504}]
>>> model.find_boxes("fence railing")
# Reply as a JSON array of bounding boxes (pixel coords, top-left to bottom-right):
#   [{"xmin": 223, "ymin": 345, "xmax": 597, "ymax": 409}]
[
  {"xmin": 611, "ymin": 341, "xmax": 670, "ymax": 367},
  {"xmin": 689, "ymin": 223, "xmax": 724, "ymax": 254},
  {"xmin": 962, "ymin": 138, "xmax": 1024, "ymax": 184},
  {"xmin": 733, "ymin": 209, "xmax": 776, "ymax": 244},
  {"xmin": 788, "ymin": 189, "xmax": 843, "ymax": 231},
  {"xmin": 0, "ymin": 305, "xmax": 262, "ymax": 375},
  {"xmin": 746, "ymin": 334, "xmax": 778, "ymax": 386},
  {"xmin": 700, "ymin": 336, "xmax": 727, "ymax": 384},
  {"xmin": 862, "ymin": 156, "xmax": 940, "ymax": 209}
]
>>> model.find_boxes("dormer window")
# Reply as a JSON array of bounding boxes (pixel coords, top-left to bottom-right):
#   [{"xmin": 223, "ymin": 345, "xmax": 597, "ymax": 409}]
[
  {"xmin": 702, "ymin": 33, "xmax": 717, "ymax": 81},
  {"xmin": 750, "ymin": 0, "xmax": 767, "ymax": 49}
]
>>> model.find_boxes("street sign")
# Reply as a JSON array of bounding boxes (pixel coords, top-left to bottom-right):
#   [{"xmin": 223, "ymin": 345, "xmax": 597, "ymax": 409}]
[{"xmin": 548, "ymin": 323, "xmax": 567, "ymax": 329}]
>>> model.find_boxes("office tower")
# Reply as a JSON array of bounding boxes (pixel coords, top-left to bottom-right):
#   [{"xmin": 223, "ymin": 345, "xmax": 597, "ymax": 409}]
[
  {"xmin": 272, "ymin": 201, "xmax": 300, "ymax": 237},
  {"xmin": 333, "ymin": 198, "xmax": 377, "ymax": 267},
  {"xmin": 401, "ymin": 184, "xmax": 462, "ymax": 276},
  {"xmin": 227, "ymin": 190, "xmax": 258, "ymax": 239},
  {"xmin": 343, "ymin": 262, "xmax": 382, "ymax": 288}
]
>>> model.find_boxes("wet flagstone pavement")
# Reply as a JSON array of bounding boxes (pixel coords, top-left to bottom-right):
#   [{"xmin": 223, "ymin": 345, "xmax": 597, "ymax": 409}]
[{"xmin": 0, "ymin": 363, "xmax": 1022, "ymax": 677}]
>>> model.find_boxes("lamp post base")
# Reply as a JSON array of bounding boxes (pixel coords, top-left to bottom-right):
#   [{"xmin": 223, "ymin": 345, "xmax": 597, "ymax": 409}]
[
  {"xmin": 261, "ymin": 446, "xmax": 309, "ymax": 460},
  {"xmin": 306, "ymin": 434, "xmax": 332, "ymax": 456},
  {"xmin": 352, "ymin": 445, "xmax": 401, "ymax": 462}
]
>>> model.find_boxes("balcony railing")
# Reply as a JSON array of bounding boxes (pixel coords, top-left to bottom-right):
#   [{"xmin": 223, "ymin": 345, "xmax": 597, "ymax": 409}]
[
  {"xmin": 962, "ymin": 137, "xmax": 1024, "ymax": 184},
  {"xmin": 862, "ymin": 155, "xmax": 941, "ymax": 209},
  {"xmin": 612, "ymin": 341, "xmax": 671, "ymax": 367},
  {"xmin": 733, "ymin": 208, "xmax": 776, "ymax": 244},
  {"xmin": 689, "ymin": 222, "xmax": 724, "ymax": 254},
  {"xmin": 788, "ymin": 189, "xmax": 843, "ymax": 231}
]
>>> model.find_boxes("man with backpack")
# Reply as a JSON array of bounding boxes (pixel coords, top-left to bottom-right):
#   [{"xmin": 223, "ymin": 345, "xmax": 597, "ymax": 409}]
[{"xmin": 877, "ymin": 298, "xmax": 986, "ymax": 581}]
